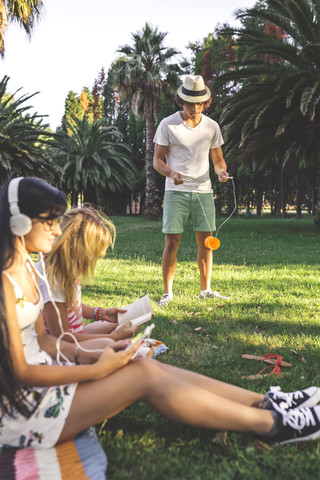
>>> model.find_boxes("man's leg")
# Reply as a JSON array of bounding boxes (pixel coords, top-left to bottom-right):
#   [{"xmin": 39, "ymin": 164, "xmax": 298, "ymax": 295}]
[
  {"xmin": 196, "ymin": 231, "xmax": 212, "ymax": 291},
  {"xmin": 162, "ymin": 233, "xmax": 181, "ymax": 294},
  {"xmin": 191, "ymin": 193, "xmax": 215, "ymax": 292},
  {"xmin": 196, "ymin": 231, "xmax": 230, "ymax": 300},
  {"xmin": 159, "ymin": 191, "xmax": 189, "ymax": 305}
]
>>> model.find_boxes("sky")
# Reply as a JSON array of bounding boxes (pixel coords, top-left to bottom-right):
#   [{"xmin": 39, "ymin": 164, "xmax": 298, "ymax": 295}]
[{"xmin": 0, "ymin": 0, "xmax": 257, "ymax": 129}]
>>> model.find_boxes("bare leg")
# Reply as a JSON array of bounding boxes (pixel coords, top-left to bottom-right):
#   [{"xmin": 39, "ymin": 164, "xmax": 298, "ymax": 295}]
[
  {"xmin": 83, "ymin": 321, "xmax": 116, "ymax": 335},
  {"xmin": 196, "ymin": 231, "xmax": 212, "ymax": 291},
  {"xmin": 162, "ymin": 234, "xmax": 181, "ymax": 294},
  {"xmin": 161, "ymin": 363, "xmax": 264, "ymax": 407},
  {"xmin": 58, "ymin": 358, "xmax": 273, "ymax": 444}
]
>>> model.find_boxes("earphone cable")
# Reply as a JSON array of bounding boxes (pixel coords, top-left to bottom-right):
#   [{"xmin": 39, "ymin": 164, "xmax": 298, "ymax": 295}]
[{"xmin": 36, "ymin": 253, "xmax": 105, "ymax": 365}]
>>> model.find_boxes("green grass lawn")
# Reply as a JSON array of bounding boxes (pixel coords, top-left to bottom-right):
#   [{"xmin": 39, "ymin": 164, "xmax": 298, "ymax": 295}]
[{"xmin": 82, "ymin": 216, "xmax": 320, "ymax": 480}]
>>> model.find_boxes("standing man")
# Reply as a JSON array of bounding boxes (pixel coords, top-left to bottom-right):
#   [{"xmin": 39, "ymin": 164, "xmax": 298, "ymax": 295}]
[{"xmin": 153, "ymin": 75, "xmax": 229, "ymax": 306}]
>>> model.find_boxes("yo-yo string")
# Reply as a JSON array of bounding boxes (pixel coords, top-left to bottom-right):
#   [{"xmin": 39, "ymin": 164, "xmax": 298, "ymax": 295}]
[
  {"xmin": 215, "ymin": 177, "xmax": 237, "ymax": 238},
  {"xmin": 182, "ymin": 175, "xmax": 237, "ymax": 239}
]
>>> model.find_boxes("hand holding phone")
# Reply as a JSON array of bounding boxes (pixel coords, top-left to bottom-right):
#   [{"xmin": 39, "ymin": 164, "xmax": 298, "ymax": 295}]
[{"xmin": 128, "ymin": 323, "xmax": 155, "ymax": 349}]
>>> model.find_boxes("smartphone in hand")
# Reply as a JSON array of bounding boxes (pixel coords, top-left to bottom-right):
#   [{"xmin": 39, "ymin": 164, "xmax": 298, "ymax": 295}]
[{"xmin": 128, "ymin": 323, "xmax": 155, "ymax": 349}]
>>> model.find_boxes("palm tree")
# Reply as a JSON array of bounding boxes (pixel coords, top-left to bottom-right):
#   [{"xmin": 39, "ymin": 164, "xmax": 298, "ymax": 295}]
[
  {"xmin": 0, "ymin": 0, "xmax": 44, "ymax": 57},
  {"xmin": 111, "ymin": 22, "xmax": 183, "ymax": 220},
  {"xmin": 214, "ymin": 0, "xmax": 320, "ymax": 222},
  {"xmin": 0, "ymin": 75, "xmax": 58, "ymax": 183},
  {"xmin": 52, "ymin": 114, "xmax": 136, "ymax": 208}
]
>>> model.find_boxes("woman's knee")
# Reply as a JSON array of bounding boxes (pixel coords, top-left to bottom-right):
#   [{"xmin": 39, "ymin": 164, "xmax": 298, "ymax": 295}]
[{"xmin": 131, "ymin": 357, "xmax": 168, "ymax": 384}]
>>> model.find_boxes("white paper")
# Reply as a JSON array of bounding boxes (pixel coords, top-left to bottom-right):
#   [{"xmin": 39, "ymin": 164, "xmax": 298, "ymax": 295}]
[{"xmin": 118, "ymin": 295, "xmax": 154, "ymax": 327}]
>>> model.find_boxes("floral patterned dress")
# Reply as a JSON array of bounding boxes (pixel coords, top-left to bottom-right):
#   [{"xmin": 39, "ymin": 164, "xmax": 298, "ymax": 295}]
[{"xmin": 0, "ymin": 266, "xmax": 77, "ymax": 449}]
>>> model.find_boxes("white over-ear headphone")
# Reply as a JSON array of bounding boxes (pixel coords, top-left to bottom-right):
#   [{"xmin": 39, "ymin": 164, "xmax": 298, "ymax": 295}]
[{"xmin": 8, "ymin": 177, "xmax": 32, "ymax": 236}]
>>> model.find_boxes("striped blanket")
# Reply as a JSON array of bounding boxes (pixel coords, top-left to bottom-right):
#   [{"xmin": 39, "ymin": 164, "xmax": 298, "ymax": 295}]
[{"xmin": 0, "ymin": 428, "xmax": 107, "ymax": 480}]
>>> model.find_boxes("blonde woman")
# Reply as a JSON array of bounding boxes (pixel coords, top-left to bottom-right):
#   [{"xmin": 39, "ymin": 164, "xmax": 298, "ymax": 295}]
[{"xmin": 37, "ymin": 207, "xmax": 137, "ymax": 357}]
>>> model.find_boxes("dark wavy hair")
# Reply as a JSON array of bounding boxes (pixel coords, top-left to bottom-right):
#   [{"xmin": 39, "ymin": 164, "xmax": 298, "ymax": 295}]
[
  {"xmin": 175, "ymin": 93, "xmax": 212, "ymax": 110},
  {"xmin": 0, "ymin": 177, "xmax": 67, "ymax": 417}
]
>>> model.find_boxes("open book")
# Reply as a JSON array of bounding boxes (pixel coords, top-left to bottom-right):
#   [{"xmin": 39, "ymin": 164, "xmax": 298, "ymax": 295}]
[{"xmin": 118, "ymin": 295, "xmax": 154, "ymax": 328}]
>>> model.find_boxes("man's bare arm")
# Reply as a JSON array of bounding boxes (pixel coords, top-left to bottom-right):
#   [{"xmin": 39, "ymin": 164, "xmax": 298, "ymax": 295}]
[
  {"xmin": 153, "ymin": 144, "xmax": 184, "ymax": 185},
  {"xmin": 210, "ymin": 147, "xmax": 229, "ymax": 182}
]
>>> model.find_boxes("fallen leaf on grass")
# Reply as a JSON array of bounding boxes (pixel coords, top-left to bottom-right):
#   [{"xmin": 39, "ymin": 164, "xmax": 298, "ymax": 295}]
[
  {"xmin": 194, "ymin": 327, "xmax": 203, "ymax": 332},
  {"xmin": 242, "ymin": 372, "xmax": 284, "ymax": 380},
  {"xmin": 253, "ymin": 439, "xmax": 272, "ymax": 451},
  {"xmin": 206, "ymin": 307, "xmax": 214, "ymax": 312},
  {"xmin": 290, "ymin": 349, "xmax": 306, "ymax": 363},
  {"xmin": 212, "ymin": 430, "xmax": 228, "ymax": 446}
]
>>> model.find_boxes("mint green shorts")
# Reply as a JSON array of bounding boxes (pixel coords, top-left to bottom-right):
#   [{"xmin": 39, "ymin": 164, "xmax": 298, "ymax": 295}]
[{"xmin": 162, "ymin": 191, "xmax": 216, "ymax": 234}]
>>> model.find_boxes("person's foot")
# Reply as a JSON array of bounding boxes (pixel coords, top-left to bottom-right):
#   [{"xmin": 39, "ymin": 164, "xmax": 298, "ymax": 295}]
[
  {"xmin": 199, "ymin": 290, "xmax": 229, "ymax": 300},
  {"xmin": 157, "ymin": 294, "xmax": 173, "ymax": 306},
  {"xmin": 268, "ymin": 406, "xmax": 320, "ymax": 445},
  {"xmin": 267, "ymin": 386, "xmax": 320, "ymax": 412}
]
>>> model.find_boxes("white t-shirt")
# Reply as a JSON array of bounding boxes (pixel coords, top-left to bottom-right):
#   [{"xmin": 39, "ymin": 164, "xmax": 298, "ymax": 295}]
[{"xmin": 153, "ymin": 111, "xmax": 224, "ymax": 193}]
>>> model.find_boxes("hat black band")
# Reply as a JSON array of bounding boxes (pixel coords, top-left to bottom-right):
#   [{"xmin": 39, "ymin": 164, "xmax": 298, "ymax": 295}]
[{"xmin": 182, "ymin": 86, "xmax": 207, "ymax": 97}]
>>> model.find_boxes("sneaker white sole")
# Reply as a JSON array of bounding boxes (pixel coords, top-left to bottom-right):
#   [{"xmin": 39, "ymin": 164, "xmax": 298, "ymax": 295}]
[
  {"xmin": 200, "ymin": 291, "xmax": 230, "ymax": 300},
  {"xmin": 298, "ymin": 388, "xmax": 320, "ymax": 409},
  {"xmin": 278, "ymin": 428, "xmax": 320, "ymax": 445}
]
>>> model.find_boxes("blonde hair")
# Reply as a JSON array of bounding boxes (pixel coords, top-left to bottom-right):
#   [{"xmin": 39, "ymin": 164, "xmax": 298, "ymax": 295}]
[{"xmin": 44, "ymin": 207, "xmax": 116, "ymax": 314}]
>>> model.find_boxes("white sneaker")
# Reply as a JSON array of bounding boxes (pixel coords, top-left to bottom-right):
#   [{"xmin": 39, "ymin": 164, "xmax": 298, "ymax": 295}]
[
  {"xmin": 200, "ymin": 290, "xmax": 229, "ymax": 300},
  {"xmin": 157, "ymin": 294, "xmax": 173, "ymax": 306}
]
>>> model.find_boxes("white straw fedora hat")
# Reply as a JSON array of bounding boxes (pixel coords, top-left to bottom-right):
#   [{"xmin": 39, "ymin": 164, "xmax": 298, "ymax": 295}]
[{"xmin": 177, "ymin": 75, "xmax": 211, "ymax": 103}]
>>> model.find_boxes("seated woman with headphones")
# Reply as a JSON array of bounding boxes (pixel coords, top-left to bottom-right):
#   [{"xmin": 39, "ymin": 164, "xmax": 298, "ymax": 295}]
[
  {"xmin": 36, "ymin": 207, "xmax": 138, "ymax": 359},
  {"xmin": 1, "ymin": 176, "xmax": 320, "ymax": 451}
]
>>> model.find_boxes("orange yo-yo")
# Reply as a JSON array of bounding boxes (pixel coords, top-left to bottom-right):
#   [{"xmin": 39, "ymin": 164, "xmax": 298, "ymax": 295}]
[{"xmin": 205, "ymin": 236, "xmax": 220, "ymax": 250}]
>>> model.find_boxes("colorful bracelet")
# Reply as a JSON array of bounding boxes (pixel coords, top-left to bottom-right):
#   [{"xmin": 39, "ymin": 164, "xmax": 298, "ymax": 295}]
[{"xmin": 93, "ymin": 306, "xmax": 102, "ymax": 321}]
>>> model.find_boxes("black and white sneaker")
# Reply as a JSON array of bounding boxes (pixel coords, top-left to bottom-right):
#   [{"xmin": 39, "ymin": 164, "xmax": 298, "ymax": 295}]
[
  {"xmin": 267, "ymin": 386, "xmax": 320, "ymax": 413},
  {"xmin": 270, "ymin": 406, "xmax": 320, "ymax": 445}
]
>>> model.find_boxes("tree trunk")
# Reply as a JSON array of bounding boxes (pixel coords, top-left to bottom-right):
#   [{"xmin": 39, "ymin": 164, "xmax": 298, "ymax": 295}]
[
  {"xmin": 71, "ymin": 191, "xmax": 78, "ymax": 207},
  {"xmin": 144, "ymin": 114, "xmax": 161, "ymax": 220},
  {"xmin": 314, "ymin": 161, "xmax": 320, "ymax": 228},
  {"xmin": 246, "ymin": 194, "xmax": 251, "ymax": 215},
  {"xmin": 295, "ymin": 167, "xmax": 302, "ymax": 218},
  {"xmin": 255, "ymin": 172, "xmax": 263, "ymax": 217},
  {"xmin": 312, "ymin": 183, "xmax": 317, "ymax": 216},
  {"xmin": 280, "ymin": 166, "xmax": 287, "ymax": 218},
  {"xmin": 270, "ymin": 167, "xmax": 281, "ymax": 216},
  {"xmin": 270, "ymin": 189, "xmax": 274, "ymax": 215},
  {"xmin": 99, "ymin": 189, "xmax": 129, "ymax": 215},
  {"xmin": 83, "ymin": 184, "xmax": 97, "ymax": 205}
]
